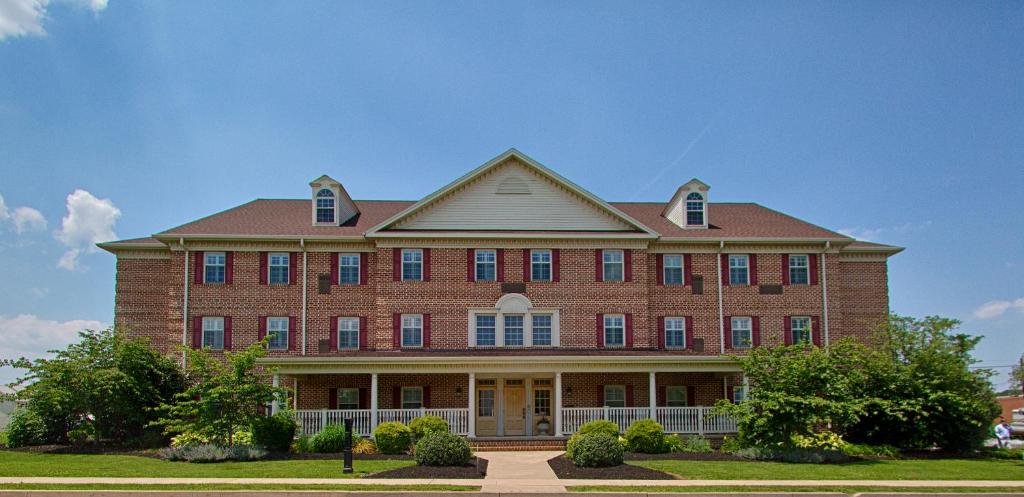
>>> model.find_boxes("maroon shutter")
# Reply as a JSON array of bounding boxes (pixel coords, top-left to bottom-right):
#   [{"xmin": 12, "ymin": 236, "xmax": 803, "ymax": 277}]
[
  {"xmin": 552, "ymin": 249, "xmax": 561, "ymax": 282},
  {"xmin": 289, "ymin": 252, "xmax": 298, "ymax": 285},
  {"xmin": 257, "ymin": 316, "xmax": 267, "ymax": 341},
  {"xmin": 496, "ymin": 248, "xmax": 505, "ymax": 282},
  {"xmin": 392, "ymin": 249, "xmax": 401, "ymax": 281},
  {"xmin": 423, "ymin": 386, "xmax": 432, "ymax": 408},
  {"xmin": 329, "ymin": 316, "xmax": 338, "ymax": 350},
  {"xmin": 783, "ymin": 316, "xmax": 793, "ymax": 346},
  {"xmin": 752, "ymin": 316, "xmax": 761, "ymax": 347},
  {"xmin": 720, "ymin": 254, "xmax": 729, "ymax": 286},
  {"xmin": 288, "ymin": 316, "xmax": 297, "ymax": 351},
  {"xmin": 624, "ymin": 249, "xmax": 632, "ymax": 282},
  {"xmin": 781, "ymin": 254, "xmax": 791, "ymax": 286},
  {"xmin": 596, "ymin": 314, "xmax": 604, "ymax": 348},
  {"xmin": 358, "ymin": 316, "xmax": 368, "ymax": 350},
  {"xmin": 467, "ymin": 249, "xmax": 475, "ymax": 281},
  {"xmin": 812, "ymin": 316, "xmax": 822, "ymax": 347},
  {"xmin": 259, "ymin": 252, "xmax": 268, "ymax": 285},
  {"xmin": 810, "ymin": 254, "xmax": 819, "ymax": 285},
  {"xmin": 597, "ymin": 385, "xmax": 605, "ymax": 406},
  {"xmin": 657, "ymin": 386, "xmax": 666, "ymax": 407},
  {"xmin": 328, "ymin": 388, "xmax": 338, "ymax": 409},
  {"xmin": 687, "ymin": 386, "xmax": 697, "ymax": 407},
  {"xmin": 223, "ymin": 316, "xmax": 232, "ymax": 350},
  {"xmin": 422, "ymin": 248, "xmax": 431, "ymax": 281},
  {"xmin": 626, "ymin": 385, "xmax": 634, "ymax": 407},
  {"xmin": 423, "ymin": 314, "xmax": 431, "ymax": 348},
  {"xmin": 359, "ymin": 388, "xmax": 368, "ymax": 409},
  {"xmin": 330, "ymin": 253, "xmax": 339, "ymax": 285},
  {"xmin": 225, "ymin": 252, "xmax": 234, "ymax": 284},
  {"xmin": 625, "ymin": 313, "xmax": 633, "ymax": 348},
  {"xmin": 657, "ymin": 317, "xmax": 665, "ymax": 349},
  {"xmin": 392, "ymin": 387, "xmax": 401, "ymax": 408},
  {"xmin": 724, "ymin": 316, "xmax": 732, "ymax": 349},
  {"xmin": 684, "ymin": 254, "xmax": 693, "ymax": 286},
  {"xmin": 359, "ymin": 253, "xmax": 368, "ymax": 285},
  {"xmin": 595, "ymin": 250, "xmax": 604, "ymax": 281},
  {"xmin": 685, "ymin": 316, "xmax": 694, "ymax": 350},
  {"xmin": 522, "ymin": 248, "xmax": 531, "ymax": 282},
  {"xmin": 749, "ymin": 254, "xmax": 758, "ymax": 285},
  {"xmin": 726, "ymin": 385, "xmax": 735, "ymax": 404},
  {"xmin": 655, "ymin": 254, "xmax": 664, "ymax": 285},
  {"xmin": 194, "ymin": 251, "xmax": 204, "ymax": 284},
  {"xmin": 192, "ymin": 316, "xmax": 203, "ymax": 348},
  {"xmin": 392, "ymin": 313, "xmax": 401, "ymax": 349}
]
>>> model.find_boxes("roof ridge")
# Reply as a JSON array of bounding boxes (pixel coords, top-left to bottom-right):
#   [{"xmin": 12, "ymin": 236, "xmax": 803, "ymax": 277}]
[
  {"xmin": 749, "ymin": 202, "xmax": 852, "ymax": 240},
  {"xmin": 156, "ymin": 199, "xmax": 262, "ymax": 236}
]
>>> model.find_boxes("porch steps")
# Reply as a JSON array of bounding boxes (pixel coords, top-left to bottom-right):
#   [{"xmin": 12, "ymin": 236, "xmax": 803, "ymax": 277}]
[{"xmin": 470, "ymin": 437, "xmax": 568, "ymax": 451}]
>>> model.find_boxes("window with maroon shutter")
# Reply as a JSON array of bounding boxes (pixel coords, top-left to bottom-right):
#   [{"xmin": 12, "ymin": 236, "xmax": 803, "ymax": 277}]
[
  {"xmin": 288, "ymin": 317, "xmax": 297, "ymax": 351},
  {"xmin": 397, "ymin": 314, "xmax": 424, "ymax": 348},
  {"xmin": 330, "ymin": 252, "xmax": 339, "ymax": 285},
  {"xmin": 392, "ymin": 248, "xmax": 401, "ymax": 281},
  {"xmin": 257, "ymin": 316, "xmax": 267, "ymax": 341},
  {"xmin": 223, "ymin": 316, "xmax": 232, "ymax": 349},
  {"xmin": 665, "ymin": 317, "xmax": 686, "ymax": 349},
  {"xmin": 720, "ymin": 254, "xmax": 730, "ymax": 286},
  {"xmin": 783, "ymin": 316, "xmax": 793, "ymax": 346},
  {"xmin": 423, "ymin": 386, "xmax": 432, "ymax": 408},
  {"xmin": 655, "ymin": 254, "xmax": 664, "ymax": 285},
  {"xmin": 723, "ymin": 315, "xmax": 732, "ymax": 349},
  {"xmin": 687, "ymin": 386, "xmax": 696, "ymax": 406},
  {"xmin": 473, "ymin": 249, "xmax": 497, "ymax": 282},
  {"xmin": 266, "ymin": 316, "xmax": 290, "ymax": 350},
  {"xmin": 624, "ymin": 249, "xmax": 632, "ymax": 282},
  {"xmin": 522, "ymin": 248, "xmax": 531, "ymax": 282},
  {"xmin": 685, "ymin": 316, "xmax": 694, "ymax": 350},
  {"xmin": 423, "ymin": 314, "xmax": 431, "ymax": 348},
  {"xmin": 595, "ymin": 249, "xmax": 604, "ymax": 281},
  {"xmin": 422, "ymin": 248, "xmax": 431, "ymax": 281},
  {"xmin": 684, "ymin": 254, "xmax": 693, "ymax": 286},
  {"xmin": 748, "ymin": 253, "xmax": 758, "ymax": 285},
  {"xmin": 552, "ymin": 248, "xmax": 560, "ymax": 282},
  {"xmin": 392, "ymin": 313, "xmax": 401, "ymax": 349},
  {"xmin": 751, "ymin": 316, "xmax": 761, "ymax": 347},
  {"xmin": 657, "ymin": 317, "xmax": 665, "ymax": 349},
  {"xmin": 596, "ymin": 313, "xmax": 604, "ymax": 347},
  {"xmin": 268, "ymin": 253, "xmax": 289, "ymax": 285},
  {"xmin": 359, "ymin": 253, "xmax": 368, "ymax": 285},
  {"xmin": 259, "ymin": 253, "xmax": 268, "ymax": 285},
  {"xmin": 329, "ymin": 316, "xmax": 339, "ymax": 350},
  {"xmin": 625, "ymin": 385, "xmax": 634, "ymax": 407},
  {"xmin": 337, "ymin": 317, "xmax": 360, "ymax": 349},
  {"xmin": 328, "ymin": 388, "xmax": 338, "ymax": 409},
  {"xmin": 359, "ymin": 388, "xmax": 368, "ymax": 409},
  {"xmin": 339, "ymin": 253, "xmax": 360, "ymax": 285},
  {"xmin": 193, "ymin": 251, "xmax": 204, "ymax": 284},
  {"xmin": 496, "ymin": 248, "xmax": 505, "ymax": 282},
  {"xmin": 603, "ymin": 385, "xmax": 626, "ymax": 407},
  {"xmin": 289, "ymin": 252, "xmax": 298, "ymax": 285},
  {"xmin": 811, "ymin": 316, "xmax": 822, "ymax": 347},
  {"xmin": 224, "ymin": 252, "xmax": 234, "ymax": 284},
  {"xmin": 657, "ymin": 385, "xmax": 667, "ymax": 407},
  {"xmin": 466, "ymin": 248, "xmax": 475, "ymax": 281},
  {"xmin": 666, "ymin": 386, "xmax": 688, "ymax": 406},
  {"xmin": 358, "ymin": 316, "xmax": 368, "ymax": 350},
  {"xmin": 392, "ymin": 386, "xmax": 401, "ymax": 408},
  {"xmin": 192, "ymin": 316, "xmax": 203, "ymax": 349},
  {"xmin": 781, "ymin": 253, "xmax": 791, "ymax": 285},
  {"xmin": 809, "ymin": 254, "xmax": 819, "ymax": 285},
  {"xmin": 624, "ymin": 313, "xmax": 633, "ymax": 348}
]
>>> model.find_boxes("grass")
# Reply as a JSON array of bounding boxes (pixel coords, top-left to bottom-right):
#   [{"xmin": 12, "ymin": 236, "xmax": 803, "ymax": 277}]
[
  {"xmin": 0, "ymin": 450, "xmax": 413, "ymax": 478},
  {"xmin": 570, "ymin": 486, "xmax": 1024, "ymax": 494},
  {"xmin": 630, "ymin": 458, "xmax": 1024, "ymax": 480},
  {"xmin": 0, "ymin": 483, "xmax": 480, "ymax": 491}
]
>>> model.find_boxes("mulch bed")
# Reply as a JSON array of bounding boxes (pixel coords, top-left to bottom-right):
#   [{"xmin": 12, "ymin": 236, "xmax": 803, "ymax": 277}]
[
  {"xmin": 625, "ymin": 451, "xmax": 744, "ymax": 461},
  {"xmin": 547, "ymin": 454, "xmax": 676, "ymax": 480},
  {"xmin": 372, "ymin": 456, "xmax": 487, "ymax": 479}
]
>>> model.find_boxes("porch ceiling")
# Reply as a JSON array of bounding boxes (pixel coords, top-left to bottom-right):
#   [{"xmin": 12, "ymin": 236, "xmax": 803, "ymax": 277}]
[{"xmin": 258, "ymin": 354, "xmax": 742, "ymax": 375}]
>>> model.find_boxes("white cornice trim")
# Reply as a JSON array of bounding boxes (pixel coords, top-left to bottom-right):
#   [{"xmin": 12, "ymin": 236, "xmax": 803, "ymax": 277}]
[{"xmin": 367, "ymin": 231, "xmax": 658, "ymax": 240}]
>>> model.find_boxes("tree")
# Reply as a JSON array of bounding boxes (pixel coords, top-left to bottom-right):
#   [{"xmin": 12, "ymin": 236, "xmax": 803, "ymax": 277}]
[
  {"xmin": 152, "ymin": 340, "xmax": 288, "ymax": 447},
  {"xmin": 1009, "ymin": 355, "xmax": 1024, "ymax": 397}
]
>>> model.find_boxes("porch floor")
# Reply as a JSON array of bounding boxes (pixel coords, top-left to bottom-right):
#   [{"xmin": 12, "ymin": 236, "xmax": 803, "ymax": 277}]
[{"xmin": 469, "ymin": 436, "xmax": 568, "ymax": 451}]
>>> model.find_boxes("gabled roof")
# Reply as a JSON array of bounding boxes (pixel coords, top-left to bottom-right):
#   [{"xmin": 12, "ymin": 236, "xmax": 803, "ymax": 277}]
[
  {"xmin": 662, "ymin": 178, "xmax": 710, "ymax": 218},
  {"xmin": 616, "ymin": 202, "xmax": 852, "ymax": 241}
]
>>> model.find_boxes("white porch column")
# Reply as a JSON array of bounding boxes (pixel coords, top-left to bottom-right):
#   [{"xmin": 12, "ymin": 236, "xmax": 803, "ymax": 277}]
[
  {"xmin": 468, "ymin": 373, "xmax": 476, "ymax": 438},
  {"xmin": 648, "ymin": 371, "xmax": 657, "ymax": 421},
  {"xmin": 370, "ymin": 373, "xmax": 379, "ymax": 431},
  {"xmin": 554, "ymin": 372, "xmax": 563, "ymax": 436},
  {"xmin": 271, "ymin": 373, "xmax": 281, "ymax": 414}
]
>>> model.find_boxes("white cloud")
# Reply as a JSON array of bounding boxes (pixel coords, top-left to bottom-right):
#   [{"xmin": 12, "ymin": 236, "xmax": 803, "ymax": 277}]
[
  {"xmin": 0, "ymin": 193, "xmax": 47, "ymax": 234},
  {"xmin": 0, "ymin": 314, "xmax": 106, "ymax": 385},
  {"xmin": 53, "ymin": 189, "xmax": 120, "ymax": 271},
  {"xmin": 0, "ymin": 0, "xmax": 108, "ymax": 41},
  {"xmin": 974, "ymin": 298, "xmax": 1024, "ymax": 320},
  {"xmin": 839, "ymin": 221, "xmax": 932, "ymax": 242}
]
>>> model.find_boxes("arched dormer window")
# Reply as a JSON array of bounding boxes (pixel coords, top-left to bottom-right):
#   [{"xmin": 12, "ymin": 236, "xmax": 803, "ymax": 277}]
[
  {"xmin": 315, "ymin": 189, "xmax": 336, "ymax": 224},
  {"xmin": 685, "ymin": 192, "xmax": 705, "ymax": 226}
]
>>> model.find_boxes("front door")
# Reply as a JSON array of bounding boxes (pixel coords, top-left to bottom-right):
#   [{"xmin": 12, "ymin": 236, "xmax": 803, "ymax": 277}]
[
  {"xmin": 476, "ymin": 381, "xmax": 497, "ymax": 437},
  {"xmin": 503, "ymin": 379, "xmax": 526, "ymax": 436}
]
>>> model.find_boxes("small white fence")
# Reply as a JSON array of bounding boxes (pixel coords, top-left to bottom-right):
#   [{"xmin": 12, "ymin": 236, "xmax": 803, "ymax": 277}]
[
  {"xmin": 562, "ymin": 406, "xmax": 737, "ymax": 435},
  {"xmin": 294, "ymin": 408, "xmax": 470, "ymax": 437}
]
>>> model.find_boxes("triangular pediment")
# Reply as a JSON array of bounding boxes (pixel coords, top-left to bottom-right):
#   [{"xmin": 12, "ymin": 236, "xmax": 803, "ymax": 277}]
[{"xmin": 368, "ymin": 149, "xmax": 656, "ymax": 234}]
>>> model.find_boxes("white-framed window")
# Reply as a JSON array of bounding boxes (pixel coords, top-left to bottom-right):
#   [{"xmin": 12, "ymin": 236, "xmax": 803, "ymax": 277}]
[
  {"xmin": 791, "ymin": 316, "xmax": 811, "ymax": 345},
  {"xmin": 475, "ymin": 314, "xmax": 496, "ymax": 346},
  {"xmin": 475, "ymin": 249, "xmax": 496, "ymax": 281},
  {"xmin": 504, "ymin": 315, "xmax": 524, "ymax": 346},
  {"xmin": 202, "ymin": 316, "xmax": 225, "ymax": 350},
  {"xmin": 789, "ymin": 254, "xmax": 809, "ymax": 285},
  {"xmin": 268, "ymin": 252, "xmax": 289, "ymax": 285},
  {"xmin": 732, "ymin": 385, "xmax": 747, "ymax": 404},
  {"xmin": 477, "ymin": 389, "xmax": 495, "ymax": 417},
  {"xmin": 686, "ymin": 192, "xmax": 705, "ymax": 226},
  {"xmin": 337, "ymin": 388, "xmax": 359, "ymax": 409},
  {"xmin": 401, "ymin": 387, "xmax": 423, "ymax": 409},
  {"xmin": 664, "ymin": 255, "xmax": 683, "ymax": 285},
  {"xmin": 532, "ymin": 314, "xmax": 552, "ymax": 346},
  {"xmin": 315, "ymin": 188, "xmax": 336, "ymax": 224},
  {"xmin": 204, "ymin": 252, "xmax": 226, "ymax": 284},
  {"xmin": 339, "ymin": 253, "xmax": 360, "ymax": 285},
  {"xmin": 602, "ymin": 250, "xmax": 624, "ymax": 282},
  {"xmin": 401, "ymin": 249, "xmax": 423, "ymax": 281},
  {"xmin": 728, "ymin": 255, "xmax": 749, "ymax": 285},
  {"xmin": 534, "ymin": 388, "xmax": 552, "ymax": 416},
  {"xmin": 604, "ymin": 385, "xmax": 626, "ymax": 407},
  {"xmin": 665, "ymin": 317, "xmax": 686, "ymax": 349},
  {"xmin": 731, "ymin": 317, "xmax": 752, "ymax": 349},
  {"xmin": 338, "ymin": 317, "xmax": 360, "ymax": 349},
  {"xmin": 604, "ymin": 314, "xmax": 625, "ymax": 347},
  {"xmin": 267, "ymin": 317, "xmax": 289, "ymax": 350},
  {"xmin": 401, "ymin": 314, "xmax": 423, "ymax": 348},
  {"xmin": 666, "ymin": 386, "xmax": 689, "ymax": 407},
  {"xmin": 531, "ymin": 249, "xmax": 552, "ymax": 282}
]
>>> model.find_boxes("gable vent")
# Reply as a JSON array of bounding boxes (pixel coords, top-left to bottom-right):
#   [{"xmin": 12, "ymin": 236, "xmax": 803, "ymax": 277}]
[{"xmin": 495, "ymin": 175, "xmax": 531, "ymax": 194}]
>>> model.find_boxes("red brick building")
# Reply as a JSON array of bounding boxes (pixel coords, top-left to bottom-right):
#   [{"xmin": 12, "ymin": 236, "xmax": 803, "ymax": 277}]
[{"xmin": 100, "ymin": 149, "xmax": 901, "ymax": 439}]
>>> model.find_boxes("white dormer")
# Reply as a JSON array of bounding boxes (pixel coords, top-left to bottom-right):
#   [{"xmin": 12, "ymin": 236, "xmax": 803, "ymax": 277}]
[
  {"xmin": 662, "ymin": 178, "xmax": 710, "ymax": 229},
  {"xmin": 309, "ymin": 175, "xmax": 359, "ymax": 226}
]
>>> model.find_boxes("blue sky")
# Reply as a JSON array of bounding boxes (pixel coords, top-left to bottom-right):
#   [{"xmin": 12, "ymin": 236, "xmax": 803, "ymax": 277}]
[{"xmin": 1, "ymin": 1, "xmax": 1021, "ymax": 387}]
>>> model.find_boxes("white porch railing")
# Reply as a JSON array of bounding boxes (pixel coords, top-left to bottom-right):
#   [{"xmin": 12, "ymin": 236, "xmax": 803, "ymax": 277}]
[
  {"xmin": 561, "ymin": 406, "xmax": 737, "ymax": 435},
  {"xmin": 561, "ymin": 407, "xmax": 650, "ymax": 434},
  {"xmin": 294, "ymin": 408, "xmax": 470, "ymax": 437}
]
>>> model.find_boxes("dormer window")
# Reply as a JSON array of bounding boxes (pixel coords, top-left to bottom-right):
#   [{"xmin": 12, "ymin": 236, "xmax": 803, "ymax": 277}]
[
  {"xmin": 662, "ymin": 178, "xmax": 709, "ymax": 229},
  {"xmin": 315, "ymin": 189, "xmax": 336, "ymax": 224},
  {"xmin": 686, "ymin": 192, "xmax": 705, "ymax": 226}
]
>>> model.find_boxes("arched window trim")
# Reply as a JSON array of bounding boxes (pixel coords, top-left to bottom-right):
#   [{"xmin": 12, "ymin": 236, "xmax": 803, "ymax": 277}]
[
  {"xmin": 314, "ymin": 188, "xmax": 337, "ymax": 224},
  {"xmin": 685, "ymin": 191, "xmax": 706, "ymax": 227},
  {"xmin": 468, "ymin": 294, "xmax": 561, "ymax": 348}
]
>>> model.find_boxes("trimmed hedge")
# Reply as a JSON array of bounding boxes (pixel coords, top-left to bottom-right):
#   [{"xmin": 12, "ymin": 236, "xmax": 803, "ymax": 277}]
[
  {"xmin": 624, "ymin": 419, "xmax": 667, "ymax": 453},
  {"xmin": 414, "ymin": 431, "xmax": 472, "ymax": 466},
  {"xmin": 567, "ymin": 432, "xmax": 623, "ymax": 468},
  {"xmin": 252, "ymin": 413, "xmax": 298, "ymax": 452},
  {"xmin": 374, "ymin": 421, "xmax": 413, "ymax": 454},
  {"xmin": 309, "ymin": 423, "xmax": 348, "ymax": 453},
  {"xmin": 409, "ymin": 415, "xmax": 449, "ymax": 440},
  {"xmin": 5, "ymin": 409, "xmax": 46, "ymax": 448}
]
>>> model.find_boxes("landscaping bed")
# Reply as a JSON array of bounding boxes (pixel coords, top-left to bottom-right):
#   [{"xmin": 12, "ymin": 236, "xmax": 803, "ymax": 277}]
[
  {"xmin": 373, "ymin": 456, "xmax": 487, "ymax": 479},
  {"xmin": 547, "ymin": 454, "xmax": 675, "ymax": 480},
  {"xmin": 625, "ymin": 451, "xmax": 744, "ymax": 461}
]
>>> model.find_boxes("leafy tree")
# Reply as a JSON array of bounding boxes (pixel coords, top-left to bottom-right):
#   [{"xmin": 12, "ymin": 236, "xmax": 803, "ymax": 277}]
[
  {"xmin": 152, "ymin": 340, "xmax": 288, "ymax": 447},
  {"xmin": 1, "ymin": 327, "xmax": 185, "ymax": 444},
  {"xmin": 1008, "ymin": 355, "xmax": 1024, "ymax": 397}
]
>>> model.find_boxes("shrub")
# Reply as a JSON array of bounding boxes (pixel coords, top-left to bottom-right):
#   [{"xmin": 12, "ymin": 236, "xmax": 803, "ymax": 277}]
[
  {"xmin": 5, "ymin": 409, "xmax": 46, "ymax": 448},
  {"xmin": 158, "ymin": 443, "xmax": 267, "ymax": 463},
  {"xmin": 568, "ymin": 432, "xmax": 624, "ymax": 468},
  {"xmin": 735, "ymin": 446, "xmax": 849, "ymax": 464},
  {"xmin": 309, "ymin": 423, "xmax": 348, "ymax": 453},
  {"xmin": 124, "ymin": 427, "xmax": 170, "ymax": 449},
  {"xmin": 982, "ymin": 447, "xmax": 1024, "ymax": 460},
  {"xmin": 409, "ymin": 415, "xmax": 449, "ymax": 440},
  {"xmin": 251, "ymin": 412, "xmax": 298, "ymax": 452},
  {"xmin": 842, "ymin": 443, "xmax": 900, "ymax": 458},
  {"xmin": 624, "ymin": 419, "xmax": 666, "ymax": 453},
  {"xmin": 720, "ymin": 435, "xmax": 742, "ymax": 454},
  {"xmin": 67, "ymin": 427, "xmax": 92, "ymax": 447},
  {"xmin": 171, "ymin": 430, "xmax": 253, "ymax": 448},
  {"xmin": 374, "ymin": 422, "xmax": 413, "ymax": 454},
  {"xmin": 353, "ymin": 437, "xmax": 377, "ymax": 455},
  {"xmin": 663, "ymin": 434, "xmax": 713, "ymax": 453},
  {"xmin": 0, "ymin": 431, "xmax": 8, "ymax": 448},
  {"xmin": 293, "ymin": 435, "xmax": 313, "ymax": 453},
  {"xmin": 577, "ymin": 419, "xmax": 619, "ymax": 438},
  {"xmin": 414, "ymin": 431, "xmax": 472, "ymax": 466},
  {"xmin": 792, "ymin": 431, "xmax": 848, "ymax": 451}
]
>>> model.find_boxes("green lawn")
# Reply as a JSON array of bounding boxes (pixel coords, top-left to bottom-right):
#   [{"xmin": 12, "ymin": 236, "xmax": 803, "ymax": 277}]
[
  {"xmin": 0, "ymin": 450, "xmax": 412, "ymax": 478},
  {"xmin": 631, "ymin": 458, "xmax": 1024, "ymax": 480},
  {"xmin": 0, "ymin": 483, "xmax": 479, "ymax": 491},
  {"xmin": 570, "ymin": 486, "xmax": 1024, "ymax": 494}
]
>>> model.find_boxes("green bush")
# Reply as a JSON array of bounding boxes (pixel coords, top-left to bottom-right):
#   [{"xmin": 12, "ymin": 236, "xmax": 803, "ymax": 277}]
[
  {"xmin": 735, "ymin": 446, "xmax": 849, "ymax": 464},
  {"xmin": 293, "ymin": 435, "xmax": 313, "ymax": 453},
  {"xmin": 123, "ymin": 427, "xmax": 168, "ymax": 449},
  {"xmin": 0, "ymin": 430, "xmax": 8, "ymax": 448},
  {"xmin": 663, "ymin": 434, "xmax": 713, "ymax": 453},
  {"xmin": 251, "ymin": 412, "xmax": 297, "ymax": 453},
  {"xmin": 409, "ymin": 415, "xmax": 449, "ymax": 440},
  {"xmin": 577, "ymin": 419, "xmax": 619, "ymax": 437},
  {"xmin": 5, "ymin": 409, "xmax": 46, "ymax": 448},
  {"xmin": 414, "ymin": 431, "xmax": 472, "ymax": 466},
  {"xmin": 158, "ymin": 443, "xmax": 268, "ymax": 463},
  {"xmin": 67, "ymin": 426, "xmax": 92, "ymax": 447},
  {"xmin": 309, "ymin": 423, "xmax": 348, "ymax": 453},
  {"xmin": 568, "ymin": 432, "xmax": 624, "ymax": 468},
  {"xmin": 720, "ymin": 435, "xmax": 742, "ymax": 453},
  {"xmin": 353, "ymin": 437, "xmax": 377, "ymax": 454},
  {"xmin": 171, "ymin": 429, "xmax": 253, "ymax": 448},
  {"xmin": 624, "ymin": 419, "xmax": 666, "ymax": 453},
  {"xmin": 982, "ymin": 447, "xmax": 1024, "ymax": 460},
  {"xmin": 842, "ymin": 443, "xmax": 899, "ymax": 458},
  {"xmin": 373, "ymin": 422, "xmax": 413, "ymax": 454}
]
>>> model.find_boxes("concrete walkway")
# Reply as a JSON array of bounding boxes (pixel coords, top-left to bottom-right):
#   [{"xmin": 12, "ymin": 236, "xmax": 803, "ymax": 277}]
[{"xmin": 478, "ymin": 451, "xmax": 565, "ymax": 493}]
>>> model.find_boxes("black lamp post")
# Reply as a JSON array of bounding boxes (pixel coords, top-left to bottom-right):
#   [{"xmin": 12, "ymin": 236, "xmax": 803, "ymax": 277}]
[{"xmin": 342, "ymin": 418, "xmax": 353, "ymax": 474}]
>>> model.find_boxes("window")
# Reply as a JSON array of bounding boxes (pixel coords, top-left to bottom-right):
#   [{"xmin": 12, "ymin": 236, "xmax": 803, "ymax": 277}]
[
  {"xmin": 401, "ymin": 314, "xmax": 422, "ymax": 348},
  {"xmin": 532, "ymin": 314, "xmax": 552, "ymax": 346},
  {"xmin": 475, "ymin": 315, "xmax": 496, "ymax": 346},
  {"xmin": 338, "ymin": 317, "xmax": 360, "ymax": 349},
  {"xmin": 401, "ymin": 387, "xmax": 423, "ymax": 409},
  {"xmin": 401, "ymin": 249, "xmax": 423, "ymax": 281},
  {"xmin": 664, "ymin": 255, "xmax": 683, "ymax": 285},
  {"xmin": 665, "ymin": 317, "xmax": 686, "ymax": 348},
  {"xmin": 602, "ymin": 250, "xmax": 624, "ymax": 282},
  {"xmin": 732, "ymin": 385, "xmax": 747, "ymax": 403},
  {"xmin": 666, "ymin": 386, "xmax": 689, "ymax": 407},
  {"xmin": 504, "ymin": 315, "xmax": 524, "ymax": 346},
  {"xmin": 267, "ymin": 317, "xmax": 288, "ymax": 350},
  {"xmin": 531, "ymin": 250, "xmax": 551, "ymax": 282},
  {"xmin": 204, "ymin": 252, "xmax": 226, "ymax": 284},
  {"xmin": 475, "ymin": 249, "xmax": 496, "ymax": 282},
  {"xmin": 728, "ymin": 255, "xmax": 749, "ymax": 285},
  {"xmin": 478, "ymin": 389, "xmax": 495, "ymax": 417},
  {"xmin": 791, "ymin": 316, "xmax": 811, "ymax": 344},
  {"xmin": 534, "ymin": 389, "xmax": 551, "ymax": 416},
  {"xmin": 268, "ymin": 252, "xmax": 289, "ymax": 285},
  {"xmin": 686, "ymin": 192, "xmax": 705, "ymax": 226},
  {"xmin": 604, "ymin": 385, "xmax": 626, "ymax": 407},
  {"xmin": 604, "ymin": 314, "xmax": 625, "ymax": 347},
  {"xmin": 315, "ymin": 189, "xmax": 335, "ymax": 223},
  {"xmin": 202, "ymin": 317, "xmax": 224, "ymax": 350},
  {"xmin": 789, "ymin": 254, "xmax": 809, "ymax": 285},
  {"xmin": 731, "ymin": 317, "xmax": 752, "ymax": 349},
  {"xmin": 339, "ymin": 254, "xmax": 360, "ymax": 285},
  {"xmin": 337, "ymin": 388, "xmax": 359, "ymax": 409}
]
